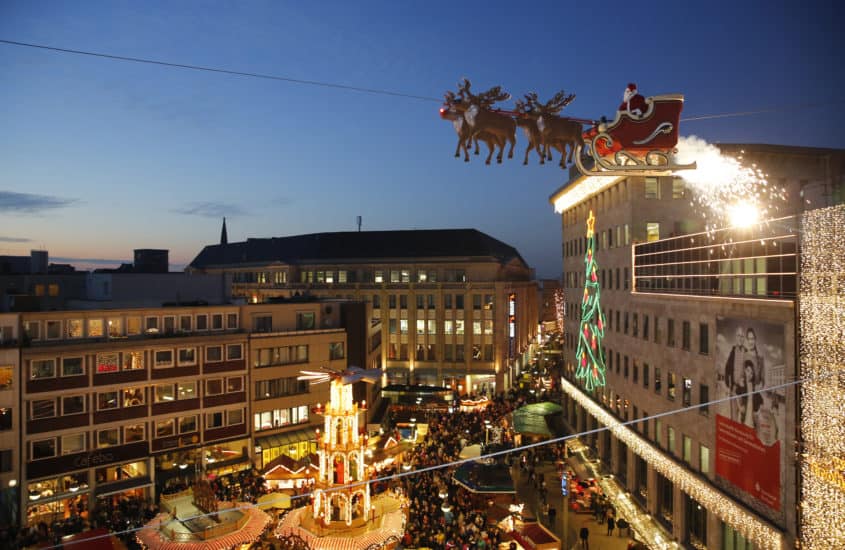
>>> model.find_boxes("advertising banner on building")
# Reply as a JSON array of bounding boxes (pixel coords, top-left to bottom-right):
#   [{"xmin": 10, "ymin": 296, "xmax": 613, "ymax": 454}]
[{"xmin": 714, "ymin": 317, "xmax": 786, "ymax": 512}]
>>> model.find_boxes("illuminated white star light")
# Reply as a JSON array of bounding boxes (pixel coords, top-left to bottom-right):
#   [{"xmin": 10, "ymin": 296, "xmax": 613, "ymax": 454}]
[{"xmin": 675, "ymin": 136, "xmax": 787, "ymax": 235}]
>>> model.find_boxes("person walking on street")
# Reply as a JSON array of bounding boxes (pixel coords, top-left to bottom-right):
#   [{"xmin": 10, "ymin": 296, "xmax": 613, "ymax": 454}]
[
  {"xmin": 606, "ymin": 516, "xmax": 615, "ymax": 536},
  {"xmin": 579, "ymin": 526, "xmax": 589, "ymax": 549}
]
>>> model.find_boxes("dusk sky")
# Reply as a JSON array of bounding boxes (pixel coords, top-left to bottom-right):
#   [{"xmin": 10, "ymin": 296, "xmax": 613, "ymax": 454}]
[{"xmin": 1, "ymin": 1, "xmax": 842, "ymax": 277}]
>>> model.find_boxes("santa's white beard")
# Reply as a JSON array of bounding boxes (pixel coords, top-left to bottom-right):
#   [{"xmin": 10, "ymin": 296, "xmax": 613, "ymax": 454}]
[{"xmin": 623, "ymin": 89, "xmax": 636, "ymax": 102}]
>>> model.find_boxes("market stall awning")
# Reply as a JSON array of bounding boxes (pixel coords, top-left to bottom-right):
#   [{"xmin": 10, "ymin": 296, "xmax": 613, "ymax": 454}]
[{"xmin": 512, "ymin": 402, "xmax": 566, "ymax": 438}]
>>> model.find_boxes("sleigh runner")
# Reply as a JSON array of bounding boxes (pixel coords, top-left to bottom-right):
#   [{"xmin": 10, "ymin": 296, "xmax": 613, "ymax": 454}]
[{"xmin": 575, "ymin": 93, "xmax": 696, "ymax": 176}]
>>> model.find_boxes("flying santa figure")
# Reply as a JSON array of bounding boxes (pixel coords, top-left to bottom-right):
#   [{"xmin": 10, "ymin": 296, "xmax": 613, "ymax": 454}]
[{"xmin": 619, "ymin": 83, "xmax": 648, "ymax": 117}]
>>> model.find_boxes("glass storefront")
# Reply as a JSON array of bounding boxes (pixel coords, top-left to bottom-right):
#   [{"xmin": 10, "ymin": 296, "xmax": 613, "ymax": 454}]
[
  {"xmin": 26, "ymin": 472, "xmax": 89, "ymax": 526},
  {"xmin": 204, "ymin": 438, "xmax": 251, "ymax": 476}
]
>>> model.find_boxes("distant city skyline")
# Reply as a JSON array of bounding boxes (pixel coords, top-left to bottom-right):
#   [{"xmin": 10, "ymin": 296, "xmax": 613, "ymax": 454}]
[{"xmin": 2, "ymin": 1, "xmax": 842, "ymax": 277}]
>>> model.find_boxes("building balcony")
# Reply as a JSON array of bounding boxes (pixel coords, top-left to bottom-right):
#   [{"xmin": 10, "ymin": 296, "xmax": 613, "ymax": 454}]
[{"xmin": 632, "ymin": 215, "xmax": 798, "ymax": 300}]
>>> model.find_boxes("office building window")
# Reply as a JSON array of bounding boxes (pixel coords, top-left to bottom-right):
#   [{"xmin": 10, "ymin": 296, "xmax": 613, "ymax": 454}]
[
  {"xmin": 699, "ymin": 323, "xmax": 709, "ymax": 354},
  {"xmin": 624, "ymin": 267, "xmax": 629, "ymax": 289},
  {"xmin": 400, "ymin": 295, "xmax": 408, "ymax": 309},
  {"xmin": 682, "ymin": 321, "xmax": 691, "ymax": 351},
  {"xmin": 633, "ymin": 313, "xmax": 638, "ymax": 337},
  {"xmin": 700, "ymin": 445, "xmax": 710, "ymax": 474},
  {"xmin": 667, "ymin": 319, "xmax": 675, "ymax": 347},
  {"xmin": 668, "ymin": 426, "xmax": 676, "ymax": 455},
  {"xmin": 683, "ymin": 378, "xmax": 692, "ymax": 406},
  {"xmin": 643, "ymin": 364, "xmax": 649, "ymax": 388},
  {"xmin": 655, "ymin": 367, "xmax": 662, "ymax": 393},
  {"xmin": 700, "ymin": 384, "xmax": 709, "ymax": 416},
  {"xmin": 643, "ymin": 315, "xmax": 649, "ymax": 340},
  {"xmin": 645, "ymin": 177, "xmax": 660, "ymax": 199},
  {"xmin": 683, "ymin": 435, "xmax": 692, "ymax": 463},
  {"xmin": 672, "ymin": 177, "xmax": 685, "ymax": 198},
  {"xmin": 668, "ymin": 372, "xmax": 676, "ymax": 401}
]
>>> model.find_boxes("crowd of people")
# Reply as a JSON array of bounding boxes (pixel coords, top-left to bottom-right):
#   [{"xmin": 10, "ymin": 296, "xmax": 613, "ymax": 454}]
[{"xmin": 393, "ymin": 388, "xmax": 553, "ymax": 550}]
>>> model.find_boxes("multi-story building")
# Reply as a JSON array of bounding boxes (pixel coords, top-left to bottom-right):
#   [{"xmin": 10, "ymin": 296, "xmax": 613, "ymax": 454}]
[
  {"xmin": 550, "ymin": 144, "xmax": 844, "ymax": 549},
  {"xmin": 188, "ymin": 229, "xmax": 539, "ymax": 394},
  {"xmin": 0, "ymin": 313, "xmax": 20, "ymax": 527},
  {"xmin": 15, "ymin": 297, "xmax": 373, "ymax": 529}
]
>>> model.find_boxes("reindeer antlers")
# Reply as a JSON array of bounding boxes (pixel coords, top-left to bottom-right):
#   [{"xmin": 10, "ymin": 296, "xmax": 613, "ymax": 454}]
[
  {"xmin": 544, "ymin": 90, "xmax": 576, "ymax": 114},
  {"xmin": 514, "ymin": 92, "xmax": 539, "ymax": 114}
]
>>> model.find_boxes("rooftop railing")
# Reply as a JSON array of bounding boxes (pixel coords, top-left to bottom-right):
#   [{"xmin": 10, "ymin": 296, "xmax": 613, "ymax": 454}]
[{"xmin": 632, "ymin": 215, "xmax": 798, "ymax": 300}]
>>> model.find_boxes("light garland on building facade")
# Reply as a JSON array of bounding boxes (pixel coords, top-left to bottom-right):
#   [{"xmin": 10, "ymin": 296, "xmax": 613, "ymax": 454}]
[
  {"xmin": 799, "ymin": 204, "xmax": 845, "ymax": 550},
  {"xmin": 551, "ymin": 175, "xmax": 621, "ymax": 213},
  {"xmin": 554, "ymin": 288, "xmax": 565, "ymax": 335},
  {"xmin": 559, "ymin": 376, "xmax": 784, "ymax": 549}
]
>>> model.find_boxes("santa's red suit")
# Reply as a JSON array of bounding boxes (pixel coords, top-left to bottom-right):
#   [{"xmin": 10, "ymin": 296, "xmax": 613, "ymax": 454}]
[{"xmin": 618, "ymin": 83, "xmax": 648, "ymax": 117}]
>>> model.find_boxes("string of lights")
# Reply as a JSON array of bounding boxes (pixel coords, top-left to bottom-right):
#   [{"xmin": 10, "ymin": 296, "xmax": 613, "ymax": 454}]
[
  {"xmin": 1, "ymin": 38, "xmax": 842, "ymax": 121},
  {"xmin": 41, "ymin": 368, "xmax": 843, "ymax": 550}
]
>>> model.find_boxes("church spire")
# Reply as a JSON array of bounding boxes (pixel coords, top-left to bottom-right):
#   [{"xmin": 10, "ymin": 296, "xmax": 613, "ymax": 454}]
[{"xmin": 220, "ymin": 217, "xmax": 228, "ymax": 245}]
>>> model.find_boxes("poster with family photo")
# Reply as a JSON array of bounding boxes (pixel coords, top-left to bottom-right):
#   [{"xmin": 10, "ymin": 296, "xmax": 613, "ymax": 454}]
[{"xmin": 714, "ymin": 317, "xmax": 786, "ymax": 512}]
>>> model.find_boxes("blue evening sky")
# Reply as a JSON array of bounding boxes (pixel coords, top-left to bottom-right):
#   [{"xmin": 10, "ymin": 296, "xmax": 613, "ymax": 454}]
[{"xmin": 1, "ymin": 1, "xmax": 842, "ymax": 277}]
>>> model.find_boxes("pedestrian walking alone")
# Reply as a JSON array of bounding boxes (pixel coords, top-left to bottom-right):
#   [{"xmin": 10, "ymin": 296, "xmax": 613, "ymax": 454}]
[
  {"xmin": 606, "ymin": 516, "xmax": 615, "ymax": 536},
  {"xmin": 579, "ymin": 526, "xmax": 589, "ymax": 549}
]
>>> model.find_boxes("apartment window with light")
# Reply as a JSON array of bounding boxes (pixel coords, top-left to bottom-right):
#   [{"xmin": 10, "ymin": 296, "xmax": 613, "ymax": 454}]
[
  {"xmin": 683, "ymin": 435, "xmax": 692, "ymax": 463},
  {"xmin": 399, "ymin": 320, "xmax": 408, "ymax": 335},
  {"xmin": 375, "ymin": 271, "xmax": 384, "ymax": 283},
  {"xmin": 390, "ymin": 270, "xmax": 400, "ymax": 283},
  {"xmin": 655, "ymin": 367, "xmax": 662, "ymax": 393},
  {"xmin": 646, "ymin": 223, "xmax": 660, "ymax": 242},
  {"xmin": 668, "ymin": 372, "xmax": 676, "ymax": 401}
]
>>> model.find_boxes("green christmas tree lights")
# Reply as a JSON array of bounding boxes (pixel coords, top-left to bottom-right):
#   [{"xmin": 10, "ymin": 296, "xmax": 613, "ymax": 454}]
[{"xmin": 575, "ymin": 210, "xmax": 607, "ymax": 391}]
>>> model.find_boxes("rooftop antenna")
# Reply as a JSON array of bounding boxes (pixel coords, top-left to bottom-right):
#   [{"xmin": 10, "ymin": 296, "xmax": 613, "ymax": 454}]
[{"xmin": 356, "ymin": 215, "xmax": 362, "ymax": 232}]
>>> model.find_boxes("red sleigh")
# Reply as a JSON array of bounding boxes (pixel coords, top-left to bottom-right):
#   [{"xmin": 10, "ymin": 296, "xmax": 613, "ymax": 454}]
[{"xmin": 575, "ymin": 94, "xmax": 696, "ymax": 177}]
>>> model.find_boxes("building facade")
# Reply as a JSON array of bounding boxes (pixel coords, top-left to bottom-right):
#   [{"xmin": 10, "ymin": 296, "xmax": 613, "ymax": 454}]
[
  {"xmin": 550, "ymin": 144, "xmax": 844, "ymax": 549},
  {"xmin": 188, "ymin": 229, "xmax": 539, "ymax": 395},
  {"xmin": 14, "ymin": 298, "xmax": 373, "ymax": 528}
]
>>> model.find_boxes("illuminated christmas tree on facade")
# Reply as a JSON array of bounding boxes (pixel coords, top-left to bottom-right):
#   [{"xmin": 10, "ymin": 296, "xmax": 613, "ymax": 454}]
[{"xmin": 575, "ymin": 210, "xmax": 607, "ymax": 391}]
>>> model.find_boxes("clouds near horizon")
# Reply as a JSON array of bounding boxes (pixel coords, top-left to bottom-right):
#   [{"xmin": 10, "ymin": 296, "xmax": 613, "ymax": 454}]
[{"xmin": 0, "ymin": 190, "xmax": 77, "ymax": 214}]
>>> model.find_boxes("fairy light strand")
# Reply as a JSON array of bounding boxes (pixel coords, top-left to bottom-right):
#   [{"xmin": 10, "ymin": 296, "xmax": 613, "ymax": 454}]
[{"xmin": 798, "ymin": 204, "xmax": 845, "ymax": 550}]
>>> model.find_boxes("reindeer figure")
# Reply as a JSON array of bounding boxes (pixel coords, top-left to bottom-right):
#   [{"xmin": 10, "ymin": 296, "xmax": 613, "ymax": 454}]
[
  {"xmin": 530, "ymin": 90, "xmax": 584, "ymax": 168},
  {"xmin": 514, "ymin": 93, "xmax": 548, "ymax": 165},
  {"xmin": 457, "ymin": 79, "xmax": 516, "ymax": 165},
  {"xmin": 441, "ymin": 90, "xmax": 503, "ymax": 162}
]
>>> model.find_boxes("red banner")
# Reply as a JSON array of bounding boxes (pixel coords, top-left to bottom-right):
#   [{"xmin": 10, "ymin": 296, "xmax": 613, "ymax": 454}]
[{"xmin": 715, "ymin": 414, "xmax": 780, "ymax": 511}]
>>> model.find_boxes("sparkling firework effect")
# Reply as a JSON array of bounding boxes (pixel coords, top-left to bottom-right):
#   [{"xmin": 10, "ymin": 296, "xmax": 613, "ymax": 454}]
[{"xmin": 675, "ymin": 135, "xmax": 788, "ymax": 234}]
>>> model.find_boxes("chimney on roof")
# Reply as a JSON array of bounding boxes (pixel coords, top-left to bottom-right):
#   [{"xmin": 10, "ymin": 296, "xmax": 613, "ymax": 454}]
[{"xmin": 221, "ymin": 217, "xmax": 228, "ymax": 245}]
